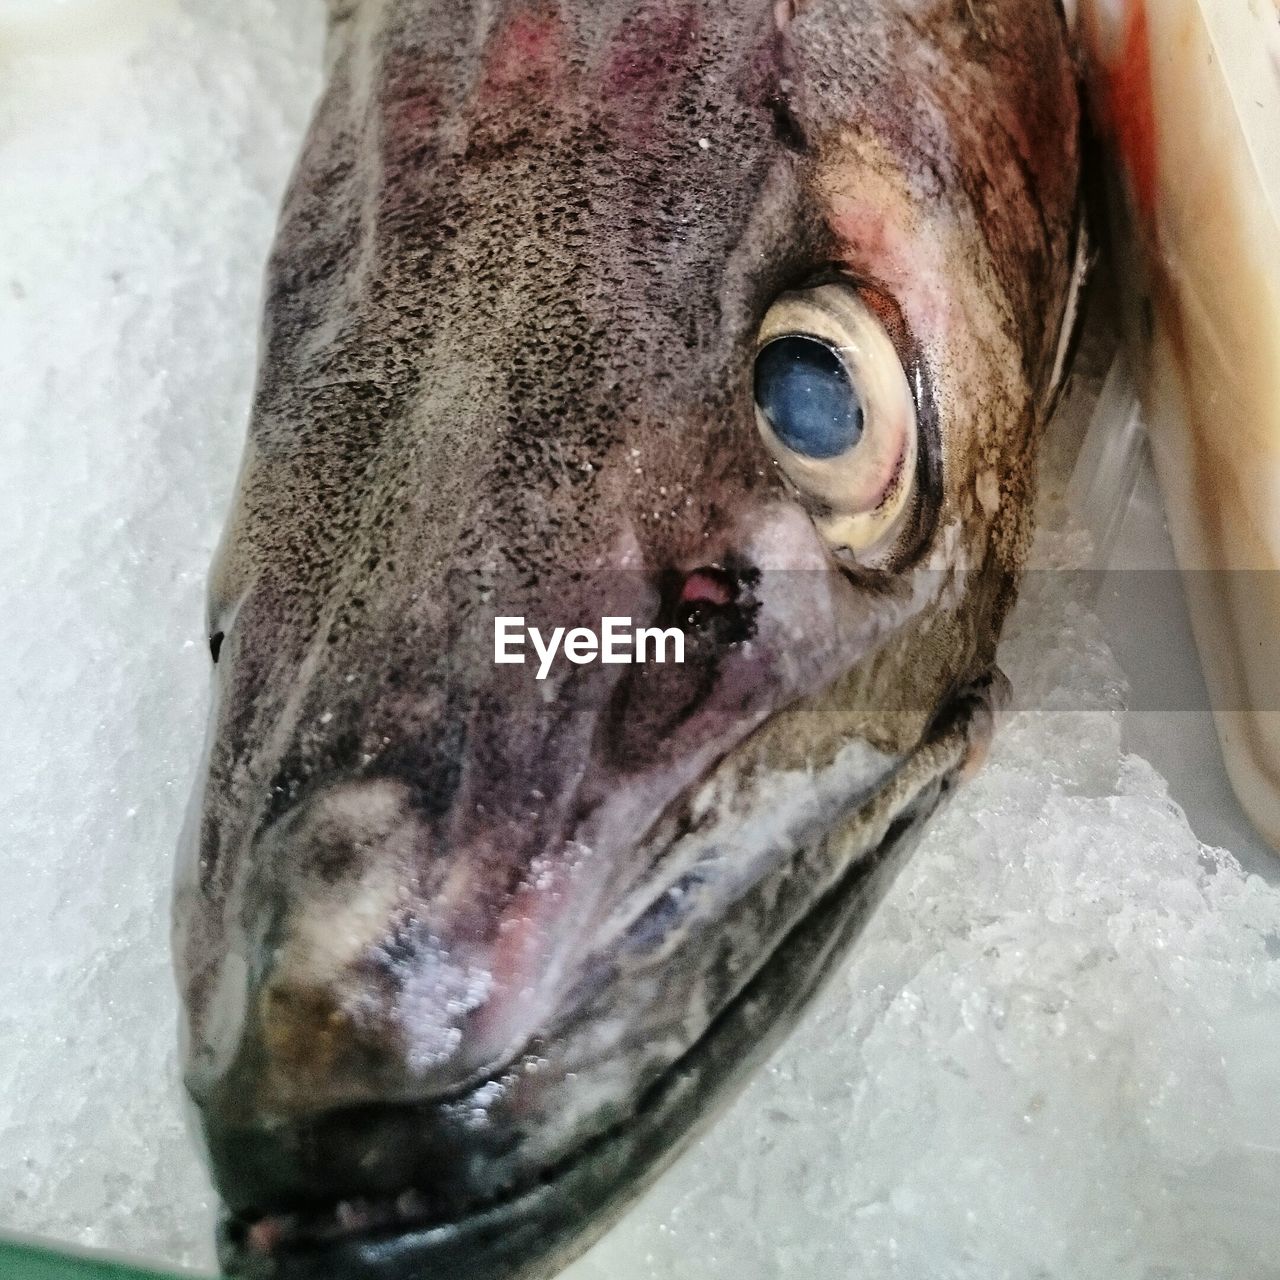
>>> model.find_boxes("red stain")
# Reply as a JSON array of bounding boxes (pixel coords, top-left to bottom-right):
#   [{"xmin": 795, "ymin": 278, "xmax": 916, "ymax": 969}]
[
  {"xmin": 678, "ymin": 567, "xmax": 734, "ymax": 608},
  {"xmin": 486, "ymin": 895, "xmax": 543, "ymax": 1002},
  {"xmin": 595, "ymin": 4, "xmax": 701, "ymax": 147},
  {"xmin": 602, "ymin": 5, "xmax": 698, "ymax": 99},
  {"xmin": 1105, "ymin": 2, "xmax": 1159, "ymax": 219},
  {"xmin": 467, "ymin": 857, "xmax": 573, "ymax": 1073},
  {"xmin": 381, "ymin": 61, "xmax": 441, "ymax": 147},
  {"xmin": 374, "ymin": 51, "xmax": 444, "ymax": 219},
  {"xmin": 481, "ymin": 7, "xmax": 566, "ymax": 94},
  {"xmin": 387, "ymin": 86, "xmax": 439, "ymax": 139}
]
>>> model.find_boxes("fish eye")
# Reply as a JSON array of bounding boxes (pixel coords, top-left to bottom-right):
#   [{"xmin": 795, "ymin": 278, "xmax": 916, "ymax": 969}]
[
  {"xmin": 753, "ymin": 336, "xmax": 864, "ymax": 459},
  {"xmin": 754, "ymin": 283, "xmax": 918, "ymax": 565}
]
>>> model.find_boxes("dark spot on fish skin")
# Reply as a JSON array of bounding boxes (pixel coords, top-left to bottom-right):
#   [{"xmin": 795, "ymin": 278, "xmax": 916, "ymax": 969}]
[
  {"xmin": 378, "ymin": 725, "xmax": 468, "ymax": 823},
  {"xmin": 257, "ymin": 729, "xmax": 361, "ymax": 838},
  {"xmin": 310, "ymin": 830, "xmax": 360, "ymax": 886},
  {"xmin": 197, "ymin": 812, "xmax": 223, "ymax": 888},
  {"xmin": 264, "ymin": 771, "xmax": 309, "ymax": 832},
  {"xmin": 369, "ymin": 915, "xmax": 427, "ymax": 975},
  {"xmin": 765, "ymin": 87, "xmax": 807, "ymax": 152},
  {"xmin": 877, "ymin": 806, "xmax": 918, "ymax": 852}
]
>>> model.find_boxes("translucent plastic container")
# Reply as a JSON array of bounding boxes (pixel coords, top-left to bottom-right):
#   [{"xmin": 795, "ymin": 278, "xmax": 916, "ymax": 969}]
[{"xmin": 1080, "ymin": 0, "xmax": 1280, "ymax": 849}]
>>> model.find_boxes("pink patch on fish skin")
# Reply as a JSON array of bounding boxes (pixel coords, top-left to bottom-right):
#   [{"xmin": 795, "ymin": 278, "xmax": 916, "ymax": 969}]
[
  {"xmin": 602, "ymin": 5, "xmax": 699, "ymax": 99},
  {"xmin": 597, "ymin": 4, "xmax": 700, "ymax": 147},
  {"xmin": 386, "ymin": 84, "xmax": 439, "ymax": 140},
  {"xmin": 380, "ymin": 76, "xmax": 441, "ymax": 156},
  {"xmin": 826, "ymin": 195, "xmax": 955, "ymax": 342},
  {"xmin": 465, "ymin": 851, "xmax": 587, "ymax": 1089},
  {"xmin": 374, "ymin": 53, "xmax": 444, "ymax": 218},
  {"xmin": 480, "ymin": 7, "xmax": 566, "ymax": 95}
]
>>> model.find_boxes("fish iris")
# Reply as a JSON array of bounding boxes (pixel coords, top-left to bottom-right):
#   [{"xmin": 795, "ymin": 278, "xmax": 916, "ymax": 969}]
[{"xmin": 754, "ymin": 336, "xmax": 863, "ymax": 459}]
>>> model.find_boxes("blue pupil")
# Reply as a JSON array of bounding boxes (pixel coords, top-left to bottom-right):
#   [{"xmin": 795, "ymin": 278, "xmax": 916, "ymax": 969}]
[{"xmin": 754, "ymin": 336, "xmax": 863, "ymax": 459}]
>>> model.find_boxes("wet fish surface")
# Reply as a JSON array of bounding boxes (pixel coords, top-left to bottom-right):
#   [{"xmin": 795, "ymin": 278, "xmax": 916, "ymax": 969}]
[{"xmin": 174, "ymin": 1, "xmax": 1082, "ymax": 1276}]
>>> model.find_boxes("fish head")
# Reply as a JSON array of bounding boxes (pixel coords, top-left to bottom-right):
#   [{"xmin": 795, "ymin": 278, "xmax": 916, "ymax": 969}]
[{"xmin": 175, "ymin": 0, "xmax": 1081, "ymax": 1275}]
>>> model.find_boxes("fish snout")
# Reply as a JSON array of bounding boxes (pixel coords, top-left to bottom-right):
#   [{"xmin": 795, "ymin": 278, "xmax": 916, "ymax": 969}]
[{"xmin": 191, "ymin": 777, "xmax": 557, "ymax": 1138}]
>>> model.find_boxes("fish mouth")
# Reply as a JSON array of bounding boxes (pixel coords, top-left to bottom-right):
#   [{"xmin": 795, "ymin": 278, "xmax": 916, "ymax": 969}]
[{"xmin": 217, "ymin": 682, "xmax": 995, "ymax": 1280}]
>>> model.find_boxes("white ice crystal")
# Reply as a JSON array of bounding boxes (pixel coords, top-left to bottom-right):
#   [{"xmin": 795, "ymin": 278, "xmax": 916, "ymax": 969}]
[
  {"xmin": 1, "ymin": 3, "xmax": 1278, "ymax": 1278},
  {"xmin": 0, "ymin": 0, "xmax": 323, "ymax": 1267}
]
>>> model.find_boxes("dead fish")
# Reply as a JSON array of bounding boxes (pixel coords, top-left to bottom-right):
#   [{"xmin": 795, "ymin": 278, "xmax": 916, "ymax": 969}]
[{"xmin": 174, "ymin": 1, "xmax": 1082, "ymax": 1276}]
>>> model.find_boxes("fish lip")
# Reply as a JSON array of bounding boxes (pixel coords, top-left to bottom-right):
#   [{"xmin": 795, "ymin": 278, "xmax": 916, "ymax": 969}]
[{"xmin": 217, "ymin": 681, "xmax": 996, "ymax": 1280}]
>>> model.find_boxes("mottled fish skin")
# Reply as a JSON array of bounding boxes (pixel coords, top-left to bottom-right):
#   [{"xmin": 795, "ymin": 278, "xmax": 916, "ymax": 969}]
[{"xmin": 175, "ymin": 1, "xmax": 1080, "ymax": 1276}]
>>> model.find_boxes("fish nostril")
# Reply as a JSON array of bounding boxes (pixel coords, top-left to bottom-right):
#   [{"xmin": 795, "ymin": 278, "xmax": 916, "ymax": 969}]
[
  {"xmin": 677, "ymin": 565, "xmax": 736, "ymax": 610},
  {"xmin": 670, "ymin": 565, "xmax": 757, "ymax": 645},
  {"xmin": 209, "ymin": 631, "xmax": 225, "ymax": 663}
]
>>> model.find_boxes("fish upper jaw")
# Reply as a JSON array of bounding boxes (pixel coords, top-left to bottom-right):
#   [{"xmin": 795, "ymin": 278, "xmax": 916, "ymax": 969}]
[{"xmin": 188, "ymin": 777, "xmax": 552, "ymax": 1122}]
